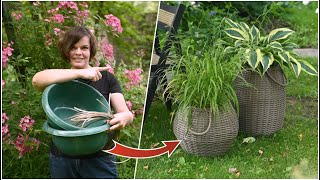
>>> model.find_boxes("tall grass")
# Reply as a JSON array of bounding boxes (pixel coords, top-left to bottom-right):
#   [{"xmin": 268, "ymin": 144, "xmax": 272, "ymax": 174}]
[{"xmin": 162, "ymin": 44, "xmax": 242, "ymax": 116}]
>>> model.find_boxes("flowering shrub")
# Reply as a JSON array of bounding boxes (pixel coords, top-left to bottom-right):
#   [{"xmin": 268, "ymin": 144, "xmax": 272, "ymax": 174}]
[
  {"xmin": 2, "ymin": 113, "xmax": 40, "ymax": 158},
  {"xmin": 2, "ymin": 1, "xmax": 157, "ymax": 178},
  {"xmin": 104, "ymin": 14, "xmax": 123, "ymax": 34},
  {"xmin": 2, "ymin": 2, "xmax": 154, "ymax": 164},
  {"xmin": 2, "ymin": 41, "xmax": 14, "ymax": 69}
]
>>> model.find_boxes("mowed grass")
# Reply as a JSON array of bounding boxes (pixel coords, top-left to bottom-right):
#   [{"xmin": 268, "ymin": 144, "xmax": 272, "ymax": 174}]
[{"xmin": 135, "ymin": 57, "xmax": 318, "ymax": 179}]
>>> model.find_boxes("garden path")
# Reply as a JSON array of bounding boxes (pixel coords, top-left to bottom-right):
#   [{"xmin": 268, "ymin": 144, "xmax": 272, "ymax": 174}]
[{"xmin": 294, "ymin": 48, "xmax": 318, "ymax": 58}]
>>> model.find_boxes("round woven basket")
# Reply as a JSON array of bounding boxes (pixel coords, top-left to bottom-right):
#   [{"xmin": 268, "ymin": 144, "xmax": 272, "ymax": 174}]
[
  {"xmin": 234, "ymin": 65, "xmax": 286, "ymax": 136},
  {"xmin": 173, "ymin": 105, "xmax": 238, "ymax": 156}
]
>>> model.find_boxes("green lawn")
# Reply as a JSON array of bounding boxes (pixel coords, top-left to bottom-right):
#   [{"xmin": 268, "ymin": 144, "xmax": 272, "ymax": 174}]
[{"xmin": 135, "ymin": 57, "xmax": 318, "ymax": 179}]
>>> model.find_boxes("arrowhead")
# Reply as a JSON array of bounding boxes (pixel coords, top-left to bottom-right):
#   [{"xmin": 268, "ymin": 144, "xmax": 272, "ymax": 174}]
[{"xmin": 162, "ymin": 140, "xmax": 181, "ymax": 157}]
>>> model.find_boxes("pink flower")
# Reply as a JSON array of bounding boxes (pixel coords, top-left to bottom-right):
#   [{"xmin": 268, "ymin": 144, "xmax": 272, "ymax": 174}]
[
  {"xmin": 11, "ymin": 12, "xmax": 22, "ymax": 20},
  {"xmin": 104, "ymin": 14, "xmax": 123, "ymax": 33},
  {"xmin": 47, "ymin": 8, "xmax": 59, "ymax": 14},
  {"xmin": 126, "ymin": 101, "xmax": 133, "ymax": 110},
  {"xmin": 100, "ymin": 38, "xmax": 114, "ymax": 60},
  {"xmin": 75, "ymin": 10, "xmax": 88, "ymax": 25},
  {"xmin": 76, "ymin": 10, "xmax": 88, "ymax": 18},
  {"xmin": 11, "ymin": 101, "xmax": 16, "ymax": 105},
  {"xmin": 2, "ymin": 44, "xmax": 14, "ymax": 69},
  {"xmin": 33, "ymin": 138, "xmax": 40, "ymax": 150},
  {"xmin": 2, "ymin": 132, "xmax": 12, "ymax": 144},
  {"xmin": 106, "ymin": 64, "xmax": 114, "ymax": 74},
  {"xmin": 58, "ymin": 1, "xmax": 79, "ymax": 10},
  {"xmin": 2, "ymin": 113, "xmax": 9, "ymax": 124},
  {"xmin": 19, "ymin": 115, "xmax": 35, "ymax": 132},
  {"xmin": 80, "ymin": 2, "xmax": 88, "ymax": 8},
  {"xmin": 51, "ymin": 14, "xmax": 65, "ymax": 23},
  {"xmin": 14, "ymin": 133, "xmax": 32, "ymax": 158},
  {"xmin": 13, "ymin": 134, "xmax": 40, "ymax": 158},
  {"xmin": 53, "ymin": 28, "xmax": 63, "ymax": 36},
  {"xmin": 2, "ymin": 79, "xmax": 5, "ymax": 89},
  {"xmin": 2, "ymin": 124, "xmax": 9, "ymax": 136},
  {"xmin": 124, "ymin": 68, "xmax": 143, "ymax": 90}
]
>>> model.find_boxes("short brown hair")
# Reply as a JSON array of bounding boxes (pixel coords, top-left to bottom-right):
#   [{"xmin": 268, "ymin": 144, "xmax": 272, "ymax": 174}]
[{"xmin": 58, "ymin": 26, "xmax": 97, "ymax": 62}]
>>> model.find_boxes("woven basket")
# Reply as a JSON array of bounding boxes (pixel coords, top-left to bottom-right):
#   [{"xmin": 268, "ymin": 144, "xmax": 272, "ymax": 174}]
[
  {"xmin": 234, "ymin": 65, "xmax": 287, "ymax": 136},
  {"xmin": 173, "ymin": 105, "xmax": 238, "ymax": 156}
]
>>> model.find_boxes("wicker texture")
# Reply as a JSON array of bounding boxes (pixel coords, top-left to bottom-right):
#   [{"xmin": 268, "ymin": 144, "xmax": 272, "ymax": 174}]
[
  {"xmin": 235, "ymin": 66, "xmax": 286, "ymax": 136},
  {"xmin": 173, "ymin": 105, "xmax": 238, "ymax": 156}
]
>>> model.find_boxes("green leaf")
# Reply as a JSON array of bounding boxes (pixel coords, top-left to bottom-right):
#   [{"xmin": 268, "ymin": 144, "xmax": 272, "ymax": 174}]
[
  {"xmin": 224, "ymin": 28, "xmax": 249, "ymax": 41},
  {"xmin": 261, "ymin": 53, "xmax": 274, "ymax": 74},
  {"xmin": 289, "ymin": 56, "xmax": 302, "ymax": 77},
  {"xmin": 282, "ymin": 42, "xmax": 299, "ymax": 51},
  {"xmin": 256, "ymin": 48, "xmax": 263, "ymax": 66},
  {"xmin": 239, "ymin": 22, "xmax": 250, "ymax": 32},
  {"xmin": 259, "ymin": 36, "xmax": 269, "ymax": 46},
  {"xmin": 299, "ymin": 60, "xmax": 318, "ymax": 76},
  {"xmin": 178, "ymin": 157, "xmax": 186, "ymax": 165},
  {"xmin": 234, "ymin": 40, "xmax": 243, "ymax": 47},
  {"xmin": 224, "ymin": 46, "xmax": 235, "ymax": 54},
  {"xmin": 268, "ymin": 41, "xmax": 283, "ymax": 52},
  {"xmin": 242, "ymin": 137, "xmax": 256, "ymax": 144},
  {"xmin": 225, "ymin": 18, "xmax": 240, "ymax": 28},
  {"xmin": 268, "ymin": 28, "xmax": 294, "ymax": 42},
  {"xmin": 250, "ymin": 25, "xmax": 260, "ymax": 44},
  {"xmin": 245, "ymin": 49, "xmax": 259, "ymax": 69},
  {"xmin": 278, "ymin": 51, "xmax": 290, "ymax": 64}
]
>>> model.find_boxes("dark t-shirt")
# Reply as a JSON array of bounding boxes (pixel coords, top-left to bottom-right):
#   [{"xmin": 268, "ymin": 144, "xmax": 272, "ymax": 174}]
[{"xmin": 50, "ymin": 71, "xmax": 122, "ymax": 159}]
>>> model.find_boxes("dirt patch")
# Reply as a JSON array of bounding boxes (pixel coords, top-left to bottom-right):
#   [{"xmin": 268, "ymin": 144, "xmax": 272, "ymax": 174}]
[{"xmin": 286, "ymin": 96, "xmax": 318, "ymax": 119}]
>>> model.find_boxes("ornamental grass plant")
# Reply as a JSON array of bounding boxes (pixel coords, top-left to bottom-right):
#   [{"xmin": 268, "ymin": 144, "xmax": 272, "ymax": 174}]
[{"xmin": 162, "ymin": 42, "xmax": 243, "ymax": 116}]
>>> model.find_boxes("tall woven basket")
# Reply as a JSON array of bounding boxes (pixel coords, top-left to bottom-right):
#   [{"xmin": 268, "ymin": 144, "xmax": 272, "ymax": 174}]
[
  {"xmin": 234, "ymin": 65, "xmax": 287, "ymax": 136},
  {"xmin": 173, "ymin": 105, "xmax": 238, "ymax": 156}
]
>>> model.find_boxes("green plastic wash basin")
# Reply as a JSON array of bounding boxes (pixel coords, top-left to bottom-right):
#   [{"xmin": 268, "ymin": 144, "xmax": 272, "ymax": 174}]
[
  {"xmin": 42, "ymin": 121, "xmax": 110, "ymax": 156},
  {"xmin": 41, "ymin": 80, "xmax": 111, "ymax": 130}
]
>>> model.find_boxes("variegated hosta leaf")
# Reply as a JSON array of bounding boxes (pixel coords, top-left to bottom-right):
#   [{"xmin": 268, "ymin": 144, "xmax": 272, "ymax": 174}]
[
  {"xmin": 225, "ymin": 18, "xmax": 240, "ymax": 28},
  {"xmin": 239, "ymin": 22, "xmax": 250, "ymax": 32},
  {"xmin": 282, "ymin": 42, "xmax": 299, "ymax": 51},
  {"xmin": 250, "ymin": 25, "xmax": 260, "ymax": 45},
  {"xmin": 261, "ymin": 53, "xmax": 274, "ymax": 74},
  {"xmin": 278, "ymin": 51, "xmax": 290, "ymax": 64},
  {"xmin": 245, "ymin": 49, "xmax": 259, "ymax": 69},
  {"xmin": 260, "ymin": 36, "xmax": 268, "ymax": 45},
  {"xmin": 224, "ymin": 28, "xmax": 249, "ymax": 41},
  {"xmin": 256, "ymin": 49, "xmax": 263, "ymax": 67},
  {"xmin": 268, "ymin": 28, "xmax": 294, "ymax": 42},
  {"xmin": 299, "ymin": 60, "xmax": 318, "ymax": 76},
  {"xmin": 289, "ymin": 56, "xmax": 302, "ymax": 77},
  {"xmin": 268, "ymin": 41, "xmax": 283, "ymax": 52},
  {"xmin": 224, "ymin": 46, "xmax": 235, "ymax": 54},
  {"xmin": 234, "ymin": 40, "xmax": 243, "ymax": 47}
]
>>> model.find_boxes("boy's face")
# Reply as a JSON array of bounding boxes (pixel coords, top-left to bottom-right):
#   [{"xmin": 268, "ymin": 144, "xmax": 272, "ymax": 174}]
[{"xmin": 69, "ymin": 36, "xmax": 91, "ymax": 69}]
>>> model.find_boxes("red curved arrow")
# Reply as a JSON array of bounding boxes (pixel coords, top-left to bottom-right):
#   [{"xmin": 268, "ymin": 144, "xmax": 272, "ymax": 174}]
[{"xmin": 103, "ymin": 140, "xmax": 181, "ymax": 159}]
